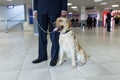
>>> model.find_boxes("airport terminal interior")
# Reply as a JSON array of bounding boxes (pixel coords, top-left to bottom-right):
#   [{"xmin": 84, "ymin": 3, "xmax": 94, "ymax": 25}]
[{"xmin": 0, "ymin": 0, "xmax": 120, "ymax": 80}]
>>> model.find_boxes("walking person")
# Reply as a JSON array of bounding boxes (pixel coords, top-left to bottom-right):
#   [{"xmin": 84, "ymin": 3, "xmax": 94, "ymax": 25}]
[
  {"xmin": 106, "ymin": 10, "xmax": 114, "ymax": 32},
  {"xmin": 114, "ymin": 17, "xmax": 119, "ymax": 29},
  {"xmin": 32, "ymin": 0, "xmax": 67, "ymax": 66},
  {"xmin": 87, "ymin": 17, "xmax": 92, "ymax": 30},
  {"xmin": 93, "ymin": 17, "xmax": 97, "ymax": 28},
  {"xmin": 105, "ymin": 17, "xmax": 108, "ymax": 28}
]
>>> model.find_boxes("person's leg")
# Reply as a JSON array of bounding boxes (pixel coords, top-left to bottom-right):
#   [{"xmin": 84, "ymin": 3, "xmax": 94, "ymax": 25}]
[
  {"xmin": 94, "ymin": 22, "xmax": 96, "ymax": 28},
  {"xmin": 90, "ymin": 23, "xmax": 92, "ymax": 30},
  {"xmin": 48, "ymin": 14, "xmax": 60, "ymax": 66},
  {"xmin": 107, "ymin": 21, "xmax": 110, "ymax": 31},
  {"xmin": 38, "ymin": 14, "xmax": 49, "ymax": 59},
  {"xmin": 88, "ymin": 24, "xmax": 90, "ymax": 30},
  {"xmin": 32, "ymin": 14, "xmax": 48, "ymax": 63}
]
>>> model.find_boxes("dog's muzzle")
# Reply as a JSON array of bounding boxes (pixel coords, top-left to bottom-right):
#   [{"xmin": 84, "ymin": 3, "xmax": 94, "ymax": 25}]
[{"xmin": 53, "ymin": 26, "xmax": 64, "ymax": 32}]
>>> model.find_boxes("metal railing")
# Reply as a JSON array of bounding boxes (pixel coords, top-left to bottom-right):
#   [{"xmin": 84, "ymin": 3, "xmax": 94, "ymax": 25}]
[{"xmin": 0, "ymin": 20, "xmax": 24, "ymax": 33}]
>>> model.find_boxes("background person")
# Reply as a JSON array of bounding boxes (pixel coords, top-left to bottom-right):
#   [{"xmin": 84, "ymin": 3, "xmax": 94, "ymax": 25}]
[
  {"xmin": 93, "ymin": 17, "xmax": 97, "ymax": 28},
  {"xmin": 87, "ymin": 17, "xmax": 92, "ymax": 30},
  {"xmin": 106, "ymin": 10, "xmax": 114, "ymax": 32},
  {"xmin": 114, "ymin": 16, "xmax": 120, "ymax": 29}
]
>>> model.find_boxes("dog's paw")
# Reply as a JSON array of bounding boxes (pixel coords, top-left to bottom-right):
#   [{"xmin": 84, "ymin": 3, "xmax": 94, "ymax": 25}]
[
  {"xmin": 57, "ymin": 62, "xmax": 63, "ymax": 66},
  {"xmin": 71, "ymin": 64, "xmax": 77, "ymax": 68},
  {"xmin": 79, "ymin": 62, "xmax": 86, "ymax": 66}
]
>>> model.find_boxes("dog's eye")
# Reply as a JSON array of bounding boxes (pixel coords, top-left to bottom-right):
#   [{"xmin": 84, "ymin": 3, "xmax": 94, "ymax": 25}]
[{"xmin": 59, "ymin": 20, "xmax": 62, "ymax": 22}]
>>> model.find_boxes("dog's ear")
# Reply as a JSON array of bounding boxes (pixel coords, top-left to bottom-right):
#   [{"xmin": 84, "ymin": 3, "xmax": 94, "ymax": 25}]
[{"xmin": 66, "ymin": 19, "xmax": 72, "ymax": 27}]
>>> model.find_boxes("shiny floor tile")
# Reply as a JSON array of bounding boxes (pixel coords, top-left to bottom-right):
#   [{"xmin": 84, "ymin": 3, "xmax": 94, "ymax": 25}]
[
  {"xmin": 18, "ymin": 68, "xmax": 51, "ymax": 80},
  {"xmin": 0, "ymin": 27, "xmax": 120, "ymax": 80},
  {"xmin": 0, "ymin": 71, "xmax": 18, "ymax": 80}
]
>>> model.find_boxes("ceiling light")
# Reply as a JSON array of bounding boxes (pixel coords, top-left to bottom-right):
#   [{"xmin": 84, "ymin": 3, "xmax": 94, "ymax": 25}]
[
  {"xmin": 100, "ymin": 2, "xmax": 107, "ymax": 5},
  {"xmin": 67, "ymin": 3, "xmax": 72, "ymax": 6},
  {"xmin": 71, "ymin": 6, "xmax": 77, "ymax": 9},
  {"xmin": 7, "ymin": 5, "xmax": 14, "ymax": 9},
  {"xmin": 94, "ymin": 0, "xmax": 103, "ymax": 2},
  {"xmin": 7, "ymin": 0, "xmax": 13, "ymax": 1},
  {"xmin": 73, "ymin": 8, "xmax": 78, "ymax": 11},
  {"xmin": 69, "ymin": 12, "xmax": 73, "ymax": 14},
  {"xmin": 112, "ymin": 4, "xmax": 119, "ymax": 7}
]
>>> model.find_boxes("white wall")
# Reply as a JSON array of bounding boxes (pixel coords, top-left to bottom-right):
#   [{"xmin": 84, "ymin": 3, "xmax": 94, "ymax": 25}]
[{"xmin": 0, "ymin": 5, "xmax": 25, "ymax": 30}]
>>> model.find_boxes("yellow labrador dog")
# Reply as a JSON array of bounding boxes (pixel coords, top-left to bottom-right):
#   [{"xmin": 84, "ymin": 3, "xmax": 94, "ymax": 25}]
[{"xmin": 54, "ymin": 17, "xmax": 87, "ymax": 68}]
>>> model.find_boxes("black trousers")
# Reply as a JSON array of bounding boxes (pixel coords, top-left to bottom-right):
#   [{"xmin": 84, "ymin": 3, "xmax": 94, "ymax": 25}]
[
  {"xmin": 37, "ymin": 14, "xmax": 60, "ymax": 61},
  {"xmin": 107, "ymin": 20, "xmax": 111, "ymax": 31}
]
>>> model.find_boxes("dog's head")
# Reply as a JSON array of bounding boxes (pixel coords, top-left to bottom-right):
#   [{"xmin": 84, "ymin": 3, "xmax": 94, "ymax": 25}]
[{"xmin": 54, "ymin": 17, "xmax": 72, "ymax": 33}]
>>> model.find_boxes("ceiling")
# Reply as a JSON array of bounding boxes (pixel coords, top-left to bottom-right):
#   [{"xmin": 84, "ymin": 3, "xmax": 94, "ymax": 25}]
[
  {"xmin": 0, "ymin": 0, "xmax": 120, "ymax": 14},
  {"xmin": 68, "ymin": 0, "xmax": 120, "ymax": 14}
]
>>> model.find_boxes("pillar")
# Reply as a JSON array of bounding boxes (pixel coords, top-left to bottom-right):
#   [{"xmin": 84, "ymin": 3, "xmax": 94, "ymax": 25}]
[{"xmin": 80, "ymin": 6, "xmax": 86, "ymax": 27}]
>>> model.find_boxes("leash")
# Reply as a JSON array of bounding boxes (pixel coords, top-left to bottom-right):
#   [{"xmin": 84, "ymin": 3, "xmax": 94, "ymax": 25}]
[{"xmin": 34, "ymin": 18, "xmax": 56, "ymax": 34}]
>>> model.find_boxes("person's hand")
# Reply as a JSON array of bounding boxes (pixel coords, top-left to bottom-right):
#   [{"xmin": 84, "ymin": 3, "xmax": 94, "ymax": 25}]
[
  {"xmin": 33, "ymin": 11, "xmax": 38, "ymax": 18},
  {"xmin": 61, "ymin": 11, "xmax": 67, "ymax": 17}
]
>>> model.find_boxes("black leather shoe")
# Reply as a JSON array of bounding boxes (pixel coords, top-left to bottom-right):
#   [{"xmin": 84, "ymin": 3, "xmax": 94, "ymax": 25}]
[
  {"xmin": 32, "ymin": 58, "xmax": 47, "ymax": 64},
  {"xmin": 50, "ymin": 60, "xmax": 57, "ymax": 66}
]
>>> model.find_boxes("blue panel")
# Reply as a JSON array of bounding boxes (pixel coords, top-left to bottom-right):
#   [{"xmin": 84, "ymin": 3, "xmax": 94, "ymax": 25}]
[
  {"xmin": 29, "ymin": 9, "xmax": 33, "ymax": 24},
  {"xmin": 88, "ymin": 14, "xmax": 97, "ymax": 18}
]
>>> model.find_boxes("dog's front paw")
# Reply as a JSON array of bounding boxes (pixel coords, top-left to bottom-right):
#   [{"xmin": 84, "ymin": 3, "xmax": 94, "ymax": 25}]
[
  {"xmin": 71, "ymin": 64, "xmax": 77, "ymax": 68},
  {"xmin": 79, "ymin": 59, "xmax": 86, "ymax": 66},
  {"xmin": 79, "ymin": 62, "xmax": 85, "ymax": 66},
  {"xmin": 57, "ymin": 61, "xmax": 63, "ymax": 66}
]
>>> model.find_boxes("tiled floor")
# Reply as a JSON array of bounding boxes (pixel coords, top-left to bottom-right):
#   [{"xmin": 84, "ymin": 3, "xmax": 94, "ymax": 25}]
[{"xmin": 0, "ymin": 27, "xmax": 120, "ymax": 80}]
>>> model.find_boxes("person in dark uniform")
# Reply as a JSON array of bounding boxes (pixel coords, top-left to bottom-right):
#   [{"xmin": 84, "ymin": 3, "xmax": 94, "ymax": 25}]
[
  {"xmin": 114, "ymin": 17, "xmax": 119, "ymax": 29},
  {"xmin": 106, "ymin": 10, "xmax": 114, "ymax": 32},
  {"xmin": 87, "ymin": 17, "xmax": 92, "ymax": 30},
  {"xmin": 93, "ymin": 17, "xmax": 97, "ymax": 28},
  {"xmin": 32, "ymin": 0, "xmax": 67, "ymax": 66},
  {"xmin": 105, "ymin": 17, "xmax": 108, "ymax": 28}
]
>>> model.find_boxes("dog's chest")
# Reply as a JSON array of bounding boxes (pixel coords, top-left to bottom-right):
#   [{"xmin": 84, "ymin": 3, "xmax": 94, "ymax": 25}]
[
  {"xmin": 59, "ymin": 38, "xmax": 70, "ymax": 51},
  {"xmin": 59, "ymin": 32, "xmax": 75, "ymax": 51}
]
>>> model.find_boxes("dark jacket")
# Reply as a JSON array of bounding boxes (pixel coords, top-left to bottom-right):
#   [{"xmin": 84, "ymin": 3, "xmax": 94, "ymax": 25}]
[
  {"xmin": 33, "ymin": 0, "xmax": 67, "ymax": 14},
  {"xmin": 107, "ymin": 12, "xmax": 113, "ymax": 21}
]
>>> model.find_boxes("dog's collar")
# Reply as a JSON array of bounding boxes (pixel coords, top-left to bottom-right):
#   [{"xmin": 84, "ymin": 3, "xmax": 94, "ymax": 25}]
[{"xmin": 62, "ymin": 29, "xmax": 72, "ymax": 34}]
